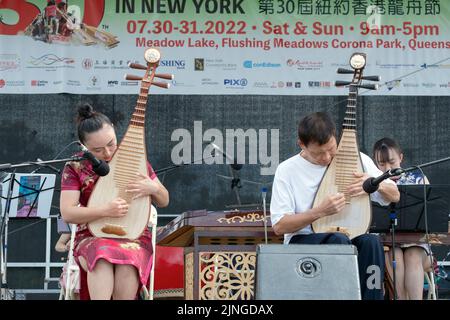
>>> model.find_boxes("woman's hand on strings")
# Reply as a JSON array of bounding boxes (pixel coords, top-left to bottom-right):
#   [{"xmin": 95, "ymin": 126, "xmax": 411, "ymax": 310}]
[
  {"xmin": 103, "ymin": 197, "xmax": 129, "ymax": 217},
  {"xmin": 126, "ymin": 172, "xmax": 159, "ymax": 200}
]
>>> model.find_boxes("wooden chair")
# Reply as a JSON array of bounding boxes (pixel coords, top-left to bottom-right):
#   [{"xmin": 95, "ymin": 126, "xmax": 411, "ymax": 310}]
[
  {"xmin": 58, "ymin": 206, "xmax": 159, "ymax": 300},
  {"xmin": 58, "ymin": 222, "xmax": 79, "ymax": 300},
  {"xmin": 424, "ymin": 267, "xmax": 437, "ymax": 300}
]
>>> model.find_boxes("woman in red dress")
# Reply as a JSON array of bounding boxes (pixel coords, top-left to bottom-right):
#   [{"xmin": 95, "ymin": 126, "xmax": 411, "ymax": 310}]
[{"xmin": 60, "ymin": 103, "xmax": 169, "ymax": 300}]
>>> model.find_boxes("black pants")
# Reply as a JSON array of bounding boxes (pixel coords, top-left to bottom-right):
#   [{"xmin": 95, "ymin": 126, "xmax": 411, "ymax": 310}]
[{"xmin": 290, "ymin": 232, "xmax": 385, "ymax": 300}]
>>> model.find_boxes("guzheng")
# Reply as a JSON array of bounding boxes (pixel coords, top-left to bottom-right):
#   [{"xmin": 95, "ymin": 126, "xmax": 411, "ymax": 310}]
[{"xmin": 156, "ymin": 209, "xmax": 283, "ymax": 247}]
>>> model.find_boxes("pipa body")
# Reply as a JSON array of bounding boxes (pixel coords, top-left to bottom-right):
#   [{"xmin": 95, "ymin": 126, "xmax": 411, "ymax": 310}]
[
  {"xmin": 87, "ymin": 124, "xmax": 150, "ymax": 240},
  {"xmin": 311, "ymin": 57, "xmax": 372, "ymax": 239},
  {"xmin": 87, "ymin": 51, "xmax": 161, "ymax": 240},
  {"xmin": 311, "ymin": 129, "xmax": 372, "ymax": 239}
]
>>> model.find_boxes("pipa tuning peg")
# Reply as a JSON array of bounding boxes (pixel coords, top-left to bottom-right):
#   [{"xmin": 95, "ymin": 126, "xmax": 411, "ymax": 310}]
[
  {"xmin": 151, "ymin": 81, "xmax": 170, "ymax": 89},
  {"xmin": 361, "ymin": 75, "xmax": 380, "ymax": 82},
  {"xmin": 336, "ymin": 68, "xmax": 354, "ymax": 74},
  {"xmin": 335, "ymin": 80, "xmax": 352, "ymax": 87},
  {"xmin": 124, "ymin": 74, "xmax": 143, "ymax": 81},
  {"xmin": 128, "ymin": 62, "xmax": 147, "ymax": 70},
  {"xmin": 155, "ymin": 73, "xmax": 174, "ymax": 80},
  {"xmin": 358, "ymin": 83, "xmax": 379, "ymax": 90}
]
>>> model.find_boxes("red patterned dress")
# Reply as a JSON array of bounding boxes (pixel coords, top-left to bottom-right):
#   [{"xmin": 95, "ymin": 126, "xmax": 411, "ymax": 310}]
[{"xmin": 61, "ymin": 157, "xmax": 157, "ymax": 299}]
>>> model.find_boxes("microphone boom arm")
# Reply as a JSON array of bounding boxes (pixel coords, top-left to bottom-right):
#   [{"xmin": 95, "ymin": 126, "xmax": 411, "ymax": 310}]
[{"xmin": 363, "ymin": 154, "xmax": 450, "ymax": 194}]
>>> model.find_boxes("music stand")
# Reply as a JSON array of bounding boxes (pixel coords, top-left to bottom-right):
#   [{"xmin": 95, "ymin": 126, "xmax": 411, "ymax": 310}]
[
  {"xmin": 1, "ymin": 173, "xmax": 56, "ymax": 219},
  {"xmin": 371, "ymin": 185, "xmax": 449, "ymax": 233},
  {"xmin": 0, "ymin": 156, "xmax": 83, "ymax": 300},
  {"xmin": 0, "ymin": 172, "xmax": 56, "ymax": 300}
]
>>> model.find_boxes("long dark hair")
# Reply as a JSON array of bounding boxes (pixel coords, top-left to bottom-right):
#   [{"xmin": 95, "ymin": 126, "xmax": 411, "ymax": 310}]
[
  {"xmin": 76, "ymin": 103, "xmax": 113, "ymax": 143},
  {"xmin": 372, "ymin": 137, "xmax": 402, "ymax": 164}
]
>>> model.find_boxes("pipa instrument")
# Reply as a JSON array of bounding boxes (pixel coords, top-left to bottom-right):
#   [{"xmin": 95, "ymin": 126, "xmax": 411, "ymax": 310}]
[
  {"xmin": 311, "ymin": 53, "xmax": 379, "ymax": 239},
  {"xmin": 87, "ymin": 48, "xmax": 172, "ymax": 239}
]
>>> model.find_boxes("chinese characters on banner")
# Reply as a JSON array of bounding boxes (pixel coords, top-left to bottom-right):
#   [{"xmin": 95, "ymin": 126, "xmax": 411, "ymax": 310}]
[{"xmin": 0, "ymin": 0, "xmax": 449, "ymax": 95}]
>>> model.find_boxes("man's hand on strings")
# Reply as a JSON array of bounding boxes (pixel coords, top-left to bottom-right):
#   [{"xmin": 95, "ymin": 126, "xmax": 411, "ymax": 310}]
[
  {"xmin": 317, "ymin": 193, "xmax": 346, "ymax": 217},
  {"xmin": 346, "ymin": 172, "xmax": 371, "ymax": 197}
]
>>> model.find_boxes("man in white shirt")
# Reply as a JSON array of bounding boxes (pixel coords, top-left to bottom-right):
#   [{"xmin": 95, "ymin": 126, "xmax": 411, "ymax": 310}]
[{"xmin": 271, "ymin": 112, "xmax": 400, "ymax": 300}]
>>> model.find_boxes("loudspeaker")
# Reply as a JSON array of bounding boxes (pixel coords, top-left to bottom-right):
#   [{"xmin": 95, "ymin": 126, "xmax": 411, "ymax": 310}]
[{"xmin": 255, "ymin": 244, "xmax": 361, "ymax": 300}]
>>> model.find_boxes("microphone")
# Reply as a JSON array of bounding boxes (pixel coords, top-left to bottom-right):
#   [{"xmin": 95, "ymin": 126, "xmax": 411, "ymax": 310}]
[
  {"xmin": 362, "ymin": 168, "xmax": 403, "ymax": 194},
  {"xmin": 210, "ymin": 143, "xmax": 243, "ymax": 171},
  {"xmin": 78, "ymin": 142, "xmax": 110, "ymax": 176}
]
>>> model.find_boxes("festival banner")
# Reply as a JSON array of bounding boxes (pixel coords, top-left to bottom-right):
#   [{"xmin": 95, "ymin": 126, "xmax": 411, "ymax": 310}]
[{"xmin": 0, "ymin": 0, "xmax": 449, "ymax": 95}]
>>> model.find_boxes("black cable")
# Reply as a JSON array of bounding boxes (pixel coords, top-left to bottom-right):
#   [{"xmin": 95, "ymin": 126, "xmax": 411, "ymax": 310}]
[
  {"xmin": 31, "ymin": 140, "xmax": 79, "ymax": 174},
  {"xmin": 414, "ymin": 166, "xmax": 437, "ymax": 297},
  {"xmin": 328, "ymin": 56, "xmax": 450, "ymax": 111},
  {"xmin": 51, "ymin": 140, "xmax": 80, "ymax": 161}
]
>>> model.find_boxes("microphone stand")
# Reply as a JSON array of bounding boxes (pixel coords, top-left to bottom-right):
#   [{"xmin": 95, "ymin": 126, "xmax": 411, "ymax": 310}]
[
  {"xmin": 228, "ymin": 165, "xmax": 242, "ymax": 206},
  {"xmin": 388, "ymin": 202, "xmax": 398, "ymax": 300},
  {"xmin": 154, "ymin": 154, "xmax": 218, "ymax": 177},
  {"xmin": 208, "ymin": 143, "xmax": 245, "ymax": 206},
  {"xmin": 0, "ymin": 156, "xmax": 83, "ymax": 300},
  {"xmin": 261, "ymin": 187, "xmax": 268, "ymax": 244},
  {"xmin": 155, "ymin": 154, "xmax": 244, "ymax": 206},
  {"xmin": 397, "ymin": 156, "xmax": 450, "ymax": 176},
  {"xmin": 0, "ymin": 156, "xmax": 84, "ymax": 171}
]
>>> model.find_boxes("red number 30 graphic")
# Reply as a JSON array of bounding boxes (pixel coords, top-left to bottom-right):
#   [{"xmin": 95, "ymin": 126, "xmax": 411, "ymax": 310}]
[{"xmin": 0, "ymin": 0, "xmax": 105, "ymax": 35}]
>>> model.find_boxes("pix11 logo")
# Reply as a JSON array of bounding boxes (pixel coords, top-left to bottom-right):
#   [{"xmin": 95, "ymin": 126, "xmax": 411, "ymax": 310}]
[{"xmin": 224, "ymin": 78, "xmax": 248, "ymax": 87}]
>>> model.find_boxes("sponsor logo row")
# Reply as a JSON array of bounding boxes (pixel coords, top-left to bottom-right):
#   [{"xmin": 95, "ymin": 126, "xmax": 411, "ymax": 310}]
[
  {"xmin": 0, "ymin": 78, "xmax": 301, "ymax": 89},
  {"xmin": 2, "ymin": 77, "xmax": 448, "ymax": 91},
  {"xmin": 0, "ymin": 53, "xmax": 333, "ymax": 72},
  {"xmin": 4, "ymin": 53, "xmax": 450, "ymax": 73},
  {"xmin": 0, "ymin": 75, "xmax": 450, "ymax": 91}
]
